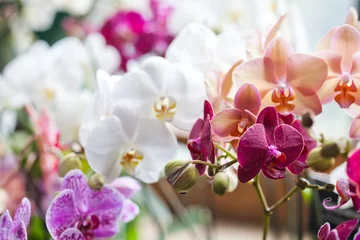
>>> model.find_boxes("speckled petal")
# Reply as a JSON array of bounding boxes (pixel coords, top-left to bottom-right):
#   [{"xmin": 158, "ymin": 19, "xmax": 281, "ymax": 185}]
[
  {"xmin": 59, "ymin": 228, "xmax": 86, "ymax": 240},
  {"xmin": 120, "ymin": 199, "xmax": 140, "ymax": 223},
  {"xmin": 13, "ymin": 198, "xmax": 31, "ymax": 227},
  {"xmin": 10, "ymin": 220, "xmax": 27, "ymax": 240},
  {"xmin": 110, "ymin": 177, "xmax": 141, "ymax": 199},
  {"xmin": 0, "ymin": 210, "xmax": 13, "ymax": 239}
]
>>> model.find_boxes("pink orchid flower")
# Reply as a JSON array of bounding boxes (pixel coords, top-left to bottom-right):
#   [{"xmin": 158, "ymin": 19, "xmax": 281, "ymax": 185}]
[
  {"xmin": 346, "ymin": 148, "xmax": 360, "ymax": 197},
  {"xmin": 350, "ymin": 114, "xmax": 360, "ymax": 139},
  {"xmin": 236, "ymin": 106, "xmax": 304, "ymax": 183},
  {"xmin": 318, "ymin": 219, "xmax": 359, "ymax": 240},
  {"xmin": 211, "ymin": 84, "xmax": 260, "ymax": 147},
  {"xmin": 233, "ymin": 37, "xmax": 328, "ymax": 115},
  {"xmin": 316, "ymin": 25, "xmax": 360, "ymax": 108}
]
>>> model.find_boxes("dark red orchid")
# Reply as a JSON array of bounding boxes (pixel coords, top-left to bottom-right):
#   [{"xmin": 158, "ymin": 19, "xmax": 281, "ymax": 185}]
[
  {"xmin": 236, "ymin": 106, "xmax": 304, "ymax": 183},
  {"xmin": 187, "ymin": 100, "xmax": 215, "ymax": 175},
  {"xmin": 318, "ymin": 219, "xmax": 359, "ymax": 240}
]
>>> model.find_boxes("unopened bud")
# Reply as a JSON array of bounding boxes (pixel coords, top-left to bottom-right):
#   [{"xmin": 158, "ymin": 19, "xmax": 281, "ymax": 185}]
[
  {"xmin": 301, "ymin": 111, "xmax": 314, "ymax": 128},
  {"xmin": 88, "ymin": 173, "xmax": 105, "ymax": 190},
  {"xmin": 320, "ymin": 142, "xmax": 340, "ymax": 158},
  {"xmin": 58, "ymin": 153, "xmax": 82, "ymax": 177},
  {"xmin": 212, "ymin": 172, "xmax": 230, "ymax": 196},
  {"xmin": 207, "ymin": 166, "xmax": 216, "ymax": 177},
  {"xmin": 307, "ymin": 147, "xmax": 335, "ymax": 172},
  {"xmin": 164, "ymin": 160, "xmax": 199, "ymax": 194},
  {"xmin": 295, "ymin": 178, "xmax": 310, "ymax": 190},
  {"xmin": 324, "ymin": 183, "xmax": 335, "ymax": 192}
]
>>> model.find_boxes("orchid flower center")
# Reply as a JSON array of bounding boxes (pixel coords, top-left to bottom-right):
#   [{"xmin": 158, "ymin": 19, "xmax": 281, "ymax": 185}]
[
  {"xmin": 153, "ymin": 96, "xmax": 177, "ymax": 121},
  {"xmin": 42, "ymin": 88, "xmax": 56, "ymax": 101},
  {"xmin": 74, "ymin": 214, "xmax": 100, "ymax": 239},
  {"xmin": 267, "ymin": 145, "xmax": 286, "ymax": 167},
  {"xmin": 334, "ymin": 73, "xmax": 358, "ymax": 108},
  {"xmin": 237, "ymin": 119, "xmax": 249, "ymax": 135},
  {"xmin": 271, "ymin": 83, "xmax": 296, "ymax": 114},
  {"xmin": 120, "ymin": 148, "xmax": 144, "ymax": 174}
]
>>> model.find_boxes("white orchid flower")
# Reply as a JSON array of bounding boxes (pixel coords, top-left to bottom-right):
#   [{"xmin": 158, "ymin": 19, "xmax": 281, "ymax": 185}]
[
  {"xmin": 84, "ymin": 103, "xmax": 177, "ymax": 183},
  {"xmin": 52, "ymin": 0, "xmax": 94, "ymax": 16},
  {"xmin": 21, "ymin": 0, "xmax": 57, "ymax": 31},
  {"xmin": 112, "ymin": 56, "xmax": 206, "ymax": 131}
]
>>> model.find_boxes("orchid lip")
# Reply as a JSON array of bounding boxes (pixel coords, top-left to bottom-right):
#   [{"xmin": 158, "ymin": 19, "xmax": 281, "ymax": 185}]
[
  {"xmin": 120, "ymin": 148, "xmax": 144, "ymax": 175},
  {"xmin": 153, "ymin": 96, "xmax": 177, "ymax": 121}
]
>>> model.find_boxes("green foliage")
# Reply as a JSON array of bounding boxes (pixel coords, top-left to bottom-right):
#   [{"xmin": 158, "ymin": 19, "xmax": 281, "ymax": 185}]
[
  {"xmin": 28, "ymin": 216, "xmax": 49, "ymax": 240},
  {"xmin": 35, "ymin": 12, "xmax": 69, "ymax": 45}
]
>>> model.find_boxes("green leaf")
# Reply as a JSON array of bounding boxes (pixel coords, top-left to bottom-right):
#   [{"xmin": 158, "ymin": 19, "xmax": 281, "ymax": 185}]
[{"xmin": 28, "ymin": 216, "xmax": 49, "ymax": 240}]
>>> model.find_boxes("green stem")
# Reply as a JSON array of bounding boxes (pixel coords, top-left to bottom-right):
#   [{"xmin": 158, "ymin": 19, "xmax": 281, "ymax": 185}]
[
  {"xmin": 213, "ymin": 143, "xmax": 237, "ymax": 160},
  {"xmin": 263, "ymin": 212, "xmax": 271, "ymax": 240},
  {"xmin": 252, "ymin": 175, "xmax": 270, "ymax": 240},
  {"xmin": 191, "ymin": 159, "xmax": 238, "ymax": 170},
  {"xmin": 268, "ymin": 185, "xmax": 300, "ymax": 212}
]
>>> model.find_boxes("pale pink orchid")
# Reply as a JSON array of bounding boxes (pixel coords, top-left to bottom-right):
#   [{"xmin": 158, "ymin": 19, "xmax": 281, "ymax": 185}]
[
  {"xmin": 316, "ymin": 25, "xmax": 360, "ymax": 108},
  {"xmin": 233, "ymin": 37, "xmax": 328, "ymax": 115}
]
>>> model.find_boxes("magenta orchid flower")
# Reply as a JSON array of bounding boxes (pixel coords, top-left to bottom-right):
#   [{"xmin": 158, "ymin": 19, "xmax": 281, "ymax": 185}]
[
  {"xmin": 211, "ymin": 84, "xmax": 260, "ymax": 144},
  {"xmin": 318, "ymin": 219, "xmax": 359, "ymax": 240},
  {"xmin": 346, "ymin": 149, "xmax": 360, "ymax": 197},
  {"xmin": 0, "ymin": 198, "xmax": 31, "ymax": 240},
  {"xmin": 187, "ymin": 100, "xmax": 215, "ymax": 175},
  {"xmin": 233, "ymin": 37, "xmax": 328, "ymax": 115},
  {"xmin": 236, "ymin": 106, "xmax": 304, "ymax": 183},
  {"xmin": 316, "ymin": 25, "xmax": 360, "ymax": 108},
  {"xmin": 46, "ymin": 170, "xmax": 124, "ymax": 240}
]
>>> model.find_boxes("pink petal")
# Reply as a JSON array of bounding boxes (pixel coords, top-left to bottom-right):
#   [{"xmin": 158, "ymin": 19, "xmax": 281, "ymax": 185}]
[
  {"xmin": 354, "ymin": 227, "xmax": 360, "ymax": 240},
  {"xmin": 237, "ymin": 165, "xmax": 261, "ymax": 183},
  {"xmin": 61, "ymin": 169, "xmax": 90, "ymax": 212},
  {"xmin": 203, "ymin": 100, "xmax": 214, "ymax": 120},
  {"xmin": 318, "ymin": 222, "xmax": 331, "ymax": 240},
  {"xmin": 189, "ymin": 118, "xmax": 204, "ymax": 139},
  {"xmin": 87, "ymin": 186, "xmax": 124, "ymax": 238},
  {"xmin": 327, "ymin": 230, "xmax": 340, "ymax": 240},
  {"xmin": 262, "ymin": 167, "xmax": 286, "ymax": 180},
  {"xmin": 234, "ymin": 84, "xmax": 261, "ymax": 115},
  {"xmin": 110, "ymin": 176, "xmax": 141, "ymax": 199},
  {"xmin": 350, "ymin": 184, "xmax": 360, "ymax": 212},
  {"xmin": 330, "ymin": 25, "xmax": 360, "ymax": 72},
  {"xmin": 291, "ymin": 119, "xmax": 317, "ymax": 150},
  {"xmin": 264, "ymin": 37, "xmax": 295, "ymax": 80},
  {"xmin": 59, "ymin": 228, "xmax": 86, "ymax": 240},
  {"xmin": 13, "ymin": 198, "xmax": 31, "ymax": 227},
  {"xmin": 286, "ymin": 53, "xmax": 328, "ymax": 96},
  {"xmin": 256, "ymin": 106, "xmax": 279, "ymax": 145},
  {"xmin": 335, "ymin": 219, "xmax": 359, "ymax": 240},
  {"xmin": 345, "ymin": 7, "xmax": 359, "ymax": 27},
  {"xmin": 221, "ymin": 60, "xmax": 243, "ymax": 97},
  {"xmin": 10, "ymin": 220, "xmax": 27, "ymax": 240},
  {"xmin": 120, "ymin": 199, "xmax": 140, "ymax": 223},
  {"xmin": 317, "ymin": 27, "xmax": 337, "ymax": 50},
  {"xmin": 350, "ymin": 115, "xmax": 360, "ymax": 139},
  {"xmin": 291, "ymin": 90, "xmax": 323, "ymax": 116},
  {"xmin": 351, "ymin": 52, "xmax": 360, "ymax": 77},
  {"xmin": 336, "ymin": 179, "xmax": 352, "ymax": 201},
  {"xmin": 274, "ymin": 124, "xmax": 304, "ymax": 168},
  {"xmin": 0, "ymin": 210, "xmax": 12, "ymax": 238},
  {"xmin": 287, "ymin": 160, "xmax": 307, "ymax": 175},
  {"xmin": 211, "ymin": 109, "xmax": 245, "ymax": 137},
  {"xmin": 316, "ymin": 50, "xmax": 343, "ymax": 76},
  {"xmin": 347, "ymin": 149, "xmax": 360, "ymax": 189},
  {"xmin": 237, "ymin": 124, "xmax": 269, "ymax": 171},
  {"xmin": 317, "ymin": 77, "xmax": 340, "ymax": 104},
  {"xmin": 46, "ymin": 189, "xmax": 80, "ymax": 239},
  {"xmin": 232, "ymin": 58, "xmax": 277, "ymax": 97},
  {"xmin": 264, "ymin": 14, "xmax": 287, "ymax": 49}
]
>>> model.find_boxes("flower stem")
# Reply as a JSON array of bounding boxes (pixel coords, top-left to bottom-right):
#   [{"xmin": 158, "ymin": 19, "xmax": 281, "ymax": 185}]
[
  {"xmin": 213, "ymin": 143, "xmax": 237, "ymax": 160},
  {"xmin": 268, "ymin": 185, "xmax": 300, "ymax": 212},
  {"xmin": 191, "ymin": 159, "xmax": 238, "ymax": 170},
  {"xmin": 263, "ymin": 212, "xmax": 271, "ymax": 240}
]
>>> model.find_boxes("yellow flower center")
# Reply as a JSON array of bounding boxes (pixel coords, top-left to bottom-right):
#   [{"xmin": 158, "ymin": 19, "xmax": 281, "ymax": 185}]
[
  {"xmin": 153, "ymin": 96, "xmax": 177, "ymax": 121},
  {"xmin": 43, "ymin": 88, "xmax": 56, "ymax": 101},
  {"xmin": 120, "ymin": 149, "xmax": 144, "ymax": 174}
]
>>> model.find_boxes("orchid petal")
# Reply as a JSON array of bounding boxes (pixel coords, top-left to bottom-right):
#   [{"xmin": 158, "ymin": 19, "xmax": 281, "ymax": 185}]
[
  {"xmin": 347, "ymin": 149, "xmax": 360, "ymax": 190},
  {"xmin": 46, "ymin": 189, "xmax": 79, "ymax": 239},
  {"xmin": 221, "ymin": 60, "xmax": 243, "ymax": 97},
  {"xmin": 274, "ymin": 124, "xmax": 304, "ymax": 168},
  {"xmin": 330, "ymin": 25, "xmax": 360, "ymax": 72},
  {"xmin": 256, "ymin": 106, "xmax": 279, "ymax": 144},
  {"xmin": 327, "ymin": 230, "xmax": 340, "ymax": 240},
  {"xmin": 264, "ymin": 14, "xmax": 287, "ymax": 49},
  {"xmin": 120, "ymin": 199, "xmax": 140, "ymax": 223},
  {"xmin": 350, "ymin": 115, "xmax": 360, "ymax": 139},
  {"xmin": 237, "ymin": 124, "xmax": 268, "ymax": 171},
  {"xmin": 354, "ymin": 227, "xmax": 360, "ymax": 240},
  {"xmin": 317, "ymin": 27, "xmax": 337, "ymax": 51},
  {"xmin": 335, "ymin": 219, "xmax": 359, "ymax": 240},
  {"xmin": 316, "ymin": 50, "xmax": 343, "ymax": 76},
  {"xmin": 264, "ymin": 37, "xmax": 295, "ymax": 80},
  {"xmin": 287, "ymin": 160, "xmax": 307, "ymax": 175},
  {"xmin": 278, "ymin": 113, "xmax": 294, "ymax": 125},
  {"xmin": 286, "ymin": 53, "xmax": 328, "ymax": 96},
  {"xmin": 291, "ymin": 90, "xmax": 323, "ymax": 116},
  {"xmin": 262, "ymin": 167, "xmax": 286, "ymax": 180},
  {"xmin": 232, "ymin": 58, "xmax": 277, "ymax": 97},
  {"xmin": 211, "ymin": 109, "xmax": 247, "ymax": 137},
  {"xmin": 237, "ymin": 165, "xmax": 261, "ymax": 183},
  {"xmin": 203, "ymin": 100, "xmax": 214, "ymax": 120},
  {"xmin": 291, "ymin": 119, "xmax": 317, "ymax": 150},
  {"xmin": 351, "ymin": 52, "xmax": 360, "ymax": 77},
  {"xmin": 61, "ymin": 170, "xmax": 89, "ymax": 212},
  {"xmin": 110, "ymin": 177, "xmax": 141, "ymax": 199},
  {"xmin": 0, "ymin": 210, "xmax": 12, "ymax": 238},
  {"xmin": 317, "ymin": 77, "xmax": 341, "ymax": 105},
  {"xmin": 10, "ymin": 220, "xmax": 27, "ymax": 240},
  {"xmin": 13, "ymin": 198, "xmax": 31, "ymax": 227},
  {"xmin": 59, "ymin": 228, "xmax": 85, "ymax": 240},
  {"xmin": 350, "ymin": 184, "xmax": 360, "ymax": 212},
  {"xmin": 346, "ymin": 7, "xmax": 359, "ymax": 26},
  {"xmin": 189, "ymin": 118, "xmax": 204, "ymax": 139},
  {"xmin": 318, "ymin": 222, "xmax": 331, "ymax": 240},
  {"xmin": 234, "ymin": 84, "xmax": 261, "ymax": 114}
]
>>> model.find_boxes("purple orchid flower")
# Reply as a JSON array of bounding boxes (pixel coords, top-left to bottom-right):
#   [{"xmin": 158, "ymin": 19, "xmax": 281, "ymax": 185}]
[
  {"xmin": 347, "ymin": 149, "xmax": 360, "ymax": 197},
  {"xmin": 237, "ymin": 106, "xmax": 304, "ymax": 183},
  {"xmin": 0, "ymin": 198, "xmax": 31, "ymax": 240},
  {"xmin": 187, "ymin": 100, "xmax": 215, "ymax": 175},
  {"xmin": 46, "ymin": 170, "xmax": 124, "ymax": 240},
  {"xmin": 318, "ymin": 219, "xmax": 359, "ymax": 240},
  {"xmin": 110, "ymin": 176, "xmax": 141, "ymax": 223}
]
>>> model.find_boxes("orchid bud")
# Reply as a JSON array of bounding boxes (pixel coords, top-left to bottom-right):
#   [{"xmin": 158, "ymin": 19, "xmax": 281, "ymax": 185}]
[
  {"xmin": 164, "ymin": 159, "xmax": 199, "ymax": 194},
  {"xmin": 301, "ymin": 111, "xmax": 314, "ymax": 128},
  {"xmin": 89, "ymin": 173, "xmax": 105, "ymax": 190},
  {"xmin": 307, "ymin": 147, "xmax": 335, "ymax": 172},
  {"xmin": 58, "ymin": 153, "xmax": 82, "ymax": 177},
  {"xmin": 212, "ymin": 172, "xmax": 230, "ymax": 196},
  {"xmin": 295, "ymin": 178, "xmax": 310, "ymax": 190},
  {"xmin": 320, "ymin": 142, "xmax": 340, "ymax": 158}
]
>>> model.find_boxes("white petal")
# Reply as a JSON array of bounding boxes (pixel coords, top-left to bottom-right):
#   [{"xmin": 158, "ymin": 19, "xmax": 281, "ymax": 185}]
[
  {"xmin": 84, "ymin": 116, "xmax": 125, "ymax": 182},
  {"xmin": 112, "ymin": 104, "xmax": 140, "ymax": 143},
  {"xmin": 134, "ymin": 119, "xmax": 177, "ymax": 183},
  {"xmin": 140, "ymin": 56, "xmax": 173, "ymax": 92},
  {"xmin": 216, "ymin": 30, "xmax": 247, "ymax": 65}
]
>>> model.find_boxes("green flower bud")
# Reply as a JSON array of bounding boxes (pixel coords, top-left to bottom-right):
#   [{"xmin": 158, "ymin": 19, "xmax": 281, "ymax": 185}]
[
  {"xmin": 301, "ymin": 111, "xmax": 314, "ymax": 128},
  {"xmin": 88, "ymin": 173, "xmax": 105, "ymax": 190},
  {"xmin": 307, "ymin": 147, "xmax": 335, "ymax": 172},
  {"xmin": 58, "ymin": 153, "xmax": 82, "ymax": 177},
  {"xmin": 295, "ymin": 178, "xmax": 310, "ymax": 190},
  {"xmin": 320, "ymin": 142, "xmax": 340, "ymax": 158},
  {"xmin": 212, "ymin": 172, "xmax": 230, "ymax": 196},
  {"xmin": 164, "ymin": 159, "xmax": 199, "ymax": 194}
]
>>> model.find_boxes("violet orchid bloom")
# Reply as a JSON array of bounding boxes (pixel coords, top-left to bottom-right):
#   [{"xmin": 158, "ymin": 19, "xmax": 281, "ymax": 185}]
[
  {"xmin": 318, "ymin": 219, "xmax": 359, "ymax": 240},
  {"xmin": 237, "ymin": 106, "xmax": 304, "ymax": 183},
  {"xmin": 346, "ymin": 149, "xmax": 360, "ymax": 198},
  {"xmin": 187, "ymin": 100, "xmax": 215, "ymax": 175},
  {"xmin": 46, "ymin": 170, "xmax": 124, "ymax": 240},
  {"xmin": 0, "ymin": 198, "xmax": 31, "ymax": 240},
  {"xmin": 110, "ymin": 176, "xmax": 141, "ymax": 223}
]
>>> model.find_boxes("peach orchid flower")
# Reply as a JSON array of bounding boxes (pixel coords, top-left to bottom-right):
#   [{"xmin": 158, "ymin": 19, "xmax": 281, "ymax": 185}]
[
  {"xmin": 316, "ymin": 25, "xmax": 360, "ymax": 108},
  {"xmin": 233, "ymin": 37, "xmax": 328, "ymax": 115}
]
